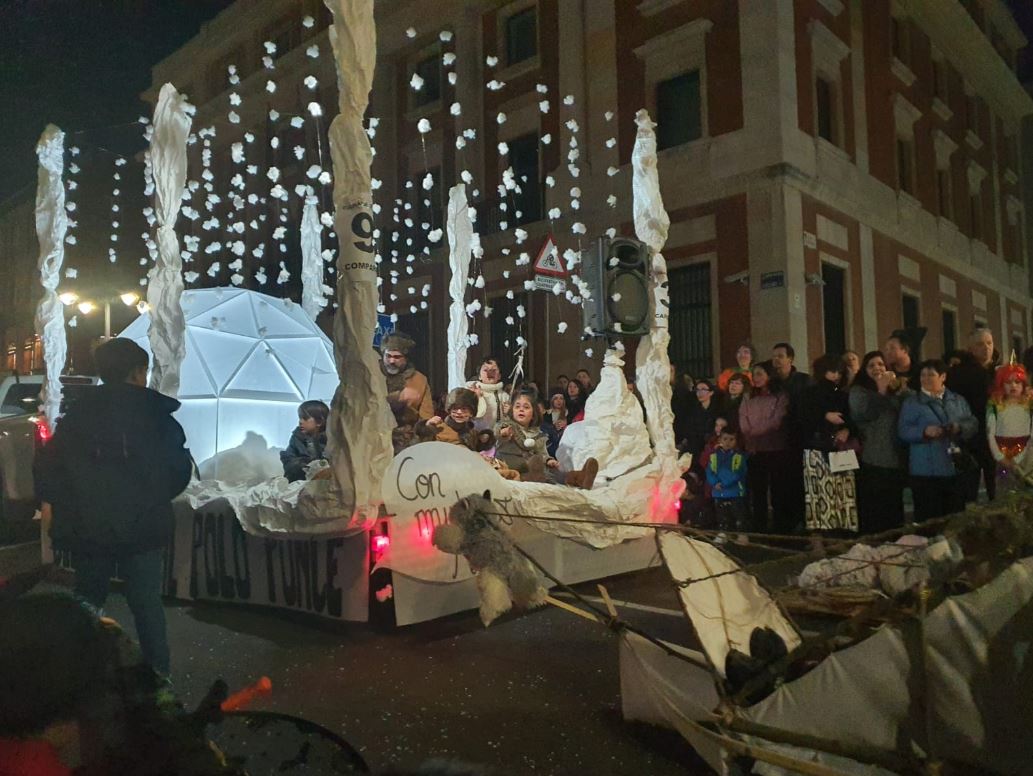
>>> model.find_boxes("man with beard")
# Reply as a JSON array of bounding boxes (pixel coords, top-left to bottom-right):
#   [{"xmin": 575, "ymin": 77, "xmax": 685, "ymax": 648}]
[
  {"xmin": 947, "ymin": 327, "xmax": 999, "ymax": 502},
  {"xmin": 380, "ymin": 333, "xmax": 434, "ymax": 453},
  {"xmin": 467, "ymin": 357, "xmax": 511, "ymax": 431}
]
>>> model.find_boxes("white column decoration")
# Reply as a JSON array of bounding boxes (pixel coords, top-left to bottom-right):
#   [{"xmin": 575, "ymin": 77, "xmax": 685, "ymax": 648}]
[
  {"xmin": 33, "ymin": 125, "xmax": 69, "ymax": 429},
  {"xmin": 299, "ymin": 0, "xmax": 393, "ymax": 527},
  {"xmin": 446, "ymin": 183, "xmax": 473, "ymax": 390},
  {"xmin": 631, "ymin": 109, "xmax": 679, "ymax": 480},
  {"xmin": 146, "ymin": 83, "xmax": 193, "ymax": 397}
]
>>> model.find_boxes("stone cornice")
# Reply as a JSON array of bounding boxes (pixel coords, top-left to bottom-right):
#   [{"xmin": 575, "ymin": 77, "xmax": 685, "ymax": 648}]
[{"xmin": 899, "ymin": 0, "xmax": 1033, "ymax": 122}]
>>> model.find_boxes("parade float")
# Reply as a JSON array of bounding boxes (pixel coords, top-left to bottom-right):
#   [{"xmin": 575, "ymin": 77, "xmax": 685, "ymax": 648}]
[{"xmin": 36, "ymin": 0, "xmax": 687, "ymax": 626}]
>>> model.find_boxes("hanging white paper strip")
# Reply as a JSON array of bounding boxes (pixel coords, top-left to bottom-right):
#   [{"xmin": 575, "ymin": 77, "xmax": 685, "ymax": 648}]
[
  {"xmin": 445, "ymin": 183, "xmax": 472, "ymax": 390},
  {"xmin": 33, "ymin": 125, "xmax": 69, "ymax": 429},
  {"xmin": 300, "ymin": 194, "xmax": 327, "ymax": 320},
  {"xmin": 146, "ymin": 83, "xmax": 193, "ymax": 397}
]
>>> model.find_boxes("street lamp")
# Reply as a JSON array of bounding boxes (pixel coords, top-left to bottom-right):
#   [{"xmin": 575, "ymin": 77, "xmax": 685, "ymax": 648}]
[{"xmin": 59, "ymin": 290, "xmax": 144, "ymax": 340}]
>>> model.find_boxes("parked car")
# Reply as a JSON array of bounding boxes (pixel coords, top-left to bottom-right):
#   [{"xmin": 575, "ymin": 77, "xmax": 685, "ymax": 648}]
[{"xmin": 0, "ymin": 374, "xmax": 101, "ymax": 541}]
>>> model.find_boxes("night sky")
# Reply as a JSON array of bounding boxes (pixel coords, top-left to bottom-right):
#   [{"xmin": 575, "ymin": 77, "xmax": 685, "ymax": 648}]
[
  {"xmin": 0, "ymin": 0, "xmax": 233, "ymax": 201},
  {"xmin": 0, "ymin": 0, "xmax": 1031, "ymax": 203}
]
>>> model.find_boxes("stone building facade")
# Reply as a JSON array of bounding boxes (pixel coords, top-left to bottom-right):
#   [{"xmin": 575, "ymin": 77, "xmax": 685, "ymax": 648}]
[{"xmin": 5, "ymin": 0, "xmax": 1030, "ymax": 389}]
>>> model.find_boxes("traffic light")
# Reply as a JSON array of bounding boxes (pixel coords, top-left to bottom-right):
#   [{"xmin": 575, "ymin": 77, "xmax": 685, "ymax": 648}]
[{"xmin": 581, "ymin": 235, "xmax": 652, "ymax": 337}]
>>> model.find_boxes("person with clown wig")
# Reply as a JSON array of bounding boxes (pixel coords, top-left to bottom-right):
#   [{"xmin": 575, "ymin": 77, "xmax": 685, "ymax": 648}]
[{"xmin": 986, "ymin": 354, "xmax": 1033, "ymax": 494}]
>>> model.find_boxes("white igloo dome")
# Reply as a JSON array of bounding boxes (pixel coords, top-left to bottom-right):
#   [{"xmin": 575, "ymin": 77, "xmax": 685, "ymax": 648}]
[{"xmin": 119, "ymin": 288, "xmax": 338, "ymax": 480}]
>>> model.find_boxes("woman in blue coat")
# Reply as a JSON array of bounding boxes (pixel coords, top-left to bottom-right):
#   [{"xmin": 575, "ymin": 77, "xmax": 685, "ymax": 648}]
[{"xmin": 898, "ymin": 359, "xmax": 978, "ymax": 522}]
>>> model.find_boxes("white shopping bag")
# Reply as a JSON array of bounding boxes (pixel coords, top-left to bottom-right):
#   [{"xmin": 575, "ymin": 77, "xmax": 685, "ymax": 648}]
[{"xmin": 828, "ymin": 449, "xmax": 860, "ymax": 473}]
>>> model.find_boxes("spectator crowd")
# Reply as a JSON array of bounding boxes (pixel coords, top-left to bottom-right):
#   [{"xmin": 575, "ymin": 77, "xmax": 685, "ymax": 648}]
[{"xmin": 674, "ymin": 327, "xmax": 1030, "ymax": 541}]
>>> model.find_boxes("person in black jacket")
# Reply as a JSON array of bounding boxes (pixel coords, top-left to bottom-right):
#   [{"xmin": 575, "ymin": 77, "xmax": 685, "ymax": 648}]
[
  {"xmin": 280, "ymin": 400, "xmax": 329, "ymax": 482},
  {"xmin": 34, "ymin": 338, "xmax": 192, "ymax": 676},
  {"xmin": 946, "ymin": 327, "xmax": 999, "ymax": 502}
]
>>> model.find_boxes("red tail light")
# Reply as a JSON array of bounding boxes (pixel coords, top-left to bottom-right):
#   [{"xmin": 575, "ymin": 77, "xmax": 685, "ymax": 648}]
[{"xmin": 32, "ymin": 418, "xmax": 51, "ymax": 448}]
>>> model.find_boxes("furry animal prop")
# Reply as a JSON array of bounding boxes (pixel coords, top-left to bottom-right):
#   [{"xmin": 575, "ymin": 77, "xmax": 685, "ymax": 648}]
[{"xmin": 432, "ymin": 491, "xmax": 546, "ymax": 625}]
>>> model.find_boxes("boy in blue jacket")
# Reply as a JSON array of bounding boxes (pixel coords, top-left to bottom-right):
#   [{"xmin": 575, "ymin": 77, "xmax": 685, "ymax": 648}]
[{"xmin": 706, "ymin": 426, "xmax": 750, "ymax": 539}]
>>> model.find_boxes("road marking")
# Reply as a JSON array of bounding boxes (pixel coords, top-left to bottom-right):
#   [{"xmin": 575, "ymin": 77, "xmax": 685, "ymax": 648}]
[
  {"xmin": 553, "ymin": 592, "xmax": 684, "ymax": 618},
  {"xmin": 0, "ymin": 540, "xmax": 41, "ymax": 552}
]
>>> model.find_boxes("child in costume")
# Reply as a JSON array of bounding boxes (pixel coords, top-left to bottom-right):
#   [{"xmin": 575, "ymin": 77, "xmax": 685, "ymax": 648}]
[
  {"xmin": 416, "ymin": 387, "xmax": 482, "ymax": 450},
  {"xmin": 494, "ymin": 389, "xmax": 599, "ymax": 489},
  {"xmin": 280, "ymin": 400, "xmax": 329, "ymax": 482},
  {"xmin": 986, "ymin": 356, "xmax": 1033, "ymax": 494}
]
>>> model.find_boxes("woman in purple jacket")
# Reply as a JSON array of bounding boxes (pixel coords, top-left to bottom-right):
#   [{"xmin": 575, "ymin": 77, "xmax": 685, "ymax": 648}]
[{"xmin": 739, "ymin": 361, "xmax": 791, "ymax": 532}]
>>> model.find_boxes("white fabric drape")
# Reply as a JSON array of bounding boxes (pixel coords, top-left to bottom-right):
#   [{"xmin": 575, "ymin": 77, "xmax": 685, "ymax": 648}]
[
  {"xmin": 146, "ymin": 83, "xmax": 193, "ymax": 397},
  {"xmin": 631, "ymin": 109, "xmax": 679, "ymax": 481},
  {"xmin": 299, "ymin": 0, "xmax": 393, "ymax": 527},
  {"xmin": 300, "ymin": 194, "xmax": 328, "ymax": 321},
  {"xmin": 33, "ymin": 125, "xmax": 68, "ymax": 430},
  {"xmin": 446, "ymin": 183, "xmax": 472, "ymax": 390}
]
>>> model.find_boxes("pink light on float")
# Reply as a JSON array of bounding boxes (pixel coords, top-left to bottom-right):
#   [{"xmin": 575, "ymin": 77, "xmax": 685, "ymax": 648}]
[
  {"xmin": 648, "ymin": 479, "xmax": 686, "ymax": 523},
  {"xmin": 372, "ymin": 534, "xmax": 390, "ymax": 554},
  {"xmin": 419, "ymin": 524, "xmax": 433, "ymax": 541}
]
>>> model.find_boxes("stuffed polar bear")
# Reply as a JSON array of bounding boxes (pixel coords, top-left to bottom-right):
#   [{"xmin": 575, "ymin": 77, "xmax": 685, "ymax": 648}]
[{"xmin": 432, "ymin": 491, "xmax": 547, "ymax": 626}]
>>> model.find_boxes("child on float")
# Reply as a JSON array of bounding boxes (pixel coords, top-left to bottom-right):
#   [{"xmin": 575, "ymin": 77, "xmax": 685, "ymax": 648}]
[
  {"xmin": 280, "ymin": 400, "xmax": 329, "ymax": 482},
  {"xmin": 986, "ymin": 356, "xmax": 1033, "ymax": 494},
  {"xmin": 494, "ymin": 389, "xmax": 599, "ymax": 489},
  {"xmin": 416, "ymin": 387, "xmax": 482, "ymax": 451}
]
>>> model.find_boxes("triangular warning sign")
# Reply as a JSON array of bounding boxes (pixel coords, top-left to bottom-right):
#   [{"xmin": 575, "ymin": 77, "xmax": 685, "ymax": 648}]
[{"xmin": 532, "ymin": 235, "xmax": 568, "ymax": 278}]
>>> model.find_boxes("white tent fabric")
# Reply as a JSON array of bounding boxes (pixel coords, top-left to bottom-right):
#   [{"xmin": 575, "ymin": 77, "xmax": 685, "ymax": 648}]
[
  {"xmin": 299, "ymin": 0, "xmax": 393, "ymax": 528},
  {"xmin": 446, "ymin": 183, "xmax": 472, "ymax": 390},
  {"xmin": 33, "ymin": 125, "xmax": 68, "ymax": 430},
  {"xmin": 145, "ymin": 83, "xmax": 193, "ymax": 397},
  {"xmin": 658, "ymin": 532, "xmax": 802, "ymax": 677},
  {"xmin": 120, "ymin": 288, "xmax": 338, "ymax": 479},
  {"xmin": 299, "ymin": 194, "xmax": 328, "ymax": 321},
  {"xmin": 743, "ymin": 558, "xmax": 1033, "ymax": 775},
  {"xmin": 556, "ymin": 349, "xmax": 652, "ymax": 481},
  {"xmin": 631, "ymin": 110, "xmax": 679, "ymax": 484}
]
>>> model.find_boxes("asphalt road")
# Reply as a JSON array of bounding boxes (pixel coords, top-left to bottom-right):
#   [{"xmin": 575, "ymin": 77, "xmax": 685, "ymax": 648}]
[{"xmin": 2, "ymin": 539, "xmax": 716, "ymax": 775}]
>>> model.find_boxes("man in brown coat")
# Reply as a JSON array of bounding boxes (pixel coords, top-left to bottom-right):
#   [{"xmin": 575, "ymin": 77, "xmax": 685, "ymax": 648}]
[{"xmin": 381, "ymin": 332, "xmax": 434, "ymax": 454}]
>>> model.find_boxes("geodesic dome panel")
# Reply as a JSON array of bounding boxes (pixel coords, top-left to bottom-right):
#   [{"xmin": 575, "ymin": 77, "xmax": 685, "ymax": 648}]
[{"xmin": 119, "ymin": 288, "xmax": 337, "ymax": 479}]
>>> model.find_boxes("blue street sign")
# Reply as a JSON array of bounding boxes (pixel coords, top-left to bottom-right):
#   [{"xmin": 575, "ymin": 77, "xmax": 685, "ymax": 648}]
[{"xmin": 373, "ymin": 313, "xmax": 394, "ymax": 349}]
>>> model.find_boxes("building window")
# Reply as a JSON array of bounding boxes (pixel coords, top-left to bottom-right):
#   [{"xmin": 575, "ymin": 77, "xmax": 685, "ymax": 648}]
[
  {"xmin": 508, "ymin": 133, "xmax": 542, "ymax": 225},
  {"xmin": 505, "ymin": 6, "xmax": 537, "ymax": 66},
  {"xmin": 942, "ymin": 308, "xmax": 957, "ymax": 355},
  {"xmin": 413, "ymin": 166, "xmax": 443, "ymax": 253},
  {"xmin": 896, "ymin": 138, "xmax": 915, "ymax": 195},
  {"xmin": 902, "ymin": 293, "xmax": 920, "ymax": 329},
  {"xmin": 933, "ymin": 58, "xmax": 949, "ymax": 103},
  {"xmin": 970, "ymin": 192, "xmax": 982, "ymax": 241},
  {"xmin": 890, "ymin": 15, "xmax": 911, "ymax": 65},
  {"xmin": 490, "ymin": 292, "xmax": 529, "ymax": 379},
  {"xmin": 936, "ymin": 169, "xmax": 953, "ymax": 220},
  {"xmin": 668, "ymin": 262, "xmax": 713, "ymax": 380},
  {"xmin": 816, "ymin": 77, "xmax": 836, "ymax": 144},
  {"xmin": 822, "ymin": 262, "xmax": 847, "ymax": 357},
  {"xmin": 656, "ymin": 71, "xmax": 702, "ymax": 151},
  {"xmin": 411, "ymin": 54, "xmax": 441, "ymax": 108},
  {"xmin": 967, "ymin": 95, "xmax": 980, "ymax": 135}
]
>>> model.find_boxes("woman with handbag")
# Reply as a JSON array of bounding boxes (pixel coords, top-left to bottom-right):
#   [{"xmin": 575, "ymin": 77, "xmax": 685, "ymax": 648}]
[
  {"xmin": 799, "ymin": 354, "xmax": 859, "ymax": 533},
  {"xmin": 898, "ymin": 359, "xmax": 978, "ymax": 522},
  {"xmin": 849, "ymin": 351, "xmax": 911, "ymax": 534}
]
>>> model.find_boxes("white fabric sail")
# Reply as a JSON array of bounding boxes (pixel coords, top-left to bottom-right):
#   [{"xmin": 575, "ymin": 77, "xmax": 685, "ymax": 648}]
[
  {"xmin": 446, "ymin": 183, "xmax": 472, "ymax": 390},
  {"xmin": 299, "ymin": 0, "xmax": 393, "ymax": 526},
  {"xmin": 300, "ymin": 194, "xmax": 328, "ymax": 320},
  {"xmin": 631, "ymin": 109, "xmax": 679, "ymax": 482},
  {"xmin": 146, "ymin": 83, "xmax": 193, "ymax": 397},
  {"xmin": 33, "ymin": 125, "xmax": 68, "ymax": 429}
]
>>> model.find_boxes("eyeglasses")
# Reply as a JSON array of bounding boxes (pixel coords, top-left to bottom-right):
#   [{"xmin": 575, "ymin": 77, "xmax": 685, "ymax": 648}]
[{"xmin": 695, "ymin": 386, "xmax": 712, "ymax": 393}]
